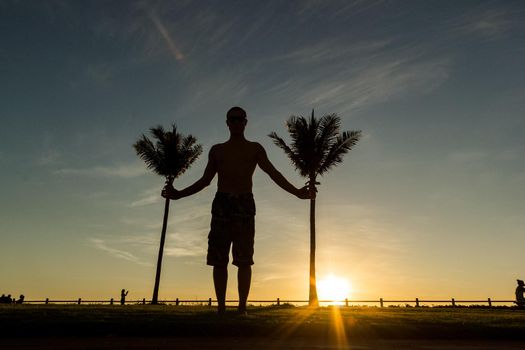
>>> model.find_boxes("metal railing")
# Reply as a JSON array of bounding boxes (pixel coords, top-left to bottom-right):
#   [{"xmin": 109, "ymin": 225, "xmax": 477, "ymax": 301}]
[{"xmin": 12, "ymin": 297, "xmax": 518, "ymax": 307}]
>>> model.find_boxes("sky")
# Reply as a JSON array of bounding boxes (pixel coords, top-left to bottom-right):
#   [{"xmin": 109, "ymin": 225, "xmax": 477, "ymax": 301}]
[{"xmin": 1, "ymin": 0, "xmax": 524, "ymax": 303}]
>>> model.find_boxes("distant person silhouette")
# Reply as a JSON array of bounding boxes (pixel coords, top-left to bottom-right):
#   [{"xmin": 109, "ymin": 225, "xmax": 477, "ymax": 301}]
[
  {"xmin": 120, "ymin": 289, "xmax": 129, "ymax": 305},
  {"xmin": 15, "ymin": 295, "xmax": 24, "ymax": 304},
  {"xmin": 162, "ymin": 106, "xmax": 312, "ymax": 314},
  {"xmin": 0, "ymin": 294, "xmax": 5, "ymax": 304},
  {"xmin": 516, "ymin": 280, "xmax": 525, "ymax": 308}
]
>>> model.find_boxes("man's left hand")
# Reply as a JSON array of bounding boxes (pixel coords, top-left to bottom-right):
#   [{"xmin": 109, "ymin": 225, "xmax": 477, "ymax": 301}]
[{"xmin": 297, "ymin": 185, "xmax": 316, "ymax": 200}]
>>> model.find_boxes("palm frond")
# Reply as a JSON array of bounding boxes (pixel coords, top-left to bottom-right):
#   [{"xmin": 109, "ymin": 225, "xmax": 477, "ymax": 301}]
[
  {"xmin": 178, "ymin": 134, "xmax": 203, "ymax": 176},
  {"xmin": 316, "ymin": 113, "xmax": 340, "ymax": 154},
  {"xmin": 317, "ymin": 130, "xmax": 361, "ymax": 176},
  {"xmin": 134, "ymin": 124, "xmax": 203, "ymax": 180},
  {"xmin": 133, "ymin": 135, "xmax": 163, "ymax": 175},
  {"xmin": 270, "ymin": 110, "xmax": 361, "ymax": 179},
  {"xmin": 268, "ymin": 131, "xmax": 307, "ymax": 176},
  {"xmin": 286, "ymin": 116, "xmax": 318, "ymax": 177},
  {"xmin": 286, "ymin": 116, "xmax": 308, "ymax": 149},
  {"xmin": 150, "ymin": 125, "xmax": 166, "ymax": 145}
]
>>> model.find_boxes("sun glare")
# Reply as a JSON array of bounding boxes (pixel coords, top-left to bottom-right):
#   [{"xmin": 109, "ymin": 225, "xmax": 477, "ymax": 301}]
[{"xmin": 317, "ymin": 275, "xmax": 352, "ymax": 305}]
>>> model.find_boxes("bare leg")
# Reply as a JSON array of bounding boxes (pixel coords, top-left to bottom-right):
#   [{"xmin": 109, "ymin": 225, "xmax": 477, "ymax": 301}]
[
  {"xmin": 213, "ymin": 266, "xmax": 228, "ymax": 314},
  {"xmin": 237, "ymin": 265, "xmax": 251, "ymax": 313}
]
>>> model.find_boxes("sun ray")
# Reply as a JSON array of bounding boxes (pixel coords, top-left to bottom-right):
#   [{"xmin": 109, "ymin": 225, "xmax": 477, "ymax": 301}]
[
  {"xmin": 270, "ymin": 306, "xmax": 317, "ymax": 340},
  {"xmin": 331, "ymin": 306, "xmax": 349, "ymax": 349}
]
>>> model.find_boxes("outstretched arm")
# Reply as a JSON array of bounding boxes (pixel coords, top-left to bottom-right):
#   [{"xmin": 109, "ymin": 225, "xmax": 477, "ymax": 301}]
[
  {"xmin": 162, "ymin": 147, "xmax": 217, "ymax": 200},
  {"xmin": 256, "ymin": 143, "xmax": 312, "ymax": 199}
]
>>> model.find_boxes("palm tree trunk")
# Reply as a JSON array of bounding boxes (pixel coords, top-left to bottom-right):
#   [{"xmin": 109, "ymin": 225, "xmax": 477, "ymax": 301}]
[
  {"xmin": 309, "ymin": 191, "xmax": 319, "ymax": 307},
  {"xmin": 152, "ymin": 197, "xmax": 170, "ymax": 305}
]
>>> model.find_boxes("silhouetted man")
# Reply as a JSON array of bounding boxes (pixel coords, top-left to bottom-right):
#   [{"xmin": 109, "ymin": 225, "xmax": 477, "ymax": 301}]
[
  {"xmin": 516, "ymin": 280, "xmax": 525, "ymax": 308},
  {"xmin": 162, "ymin": 106, "xmax": 312, "ymax": 314}
]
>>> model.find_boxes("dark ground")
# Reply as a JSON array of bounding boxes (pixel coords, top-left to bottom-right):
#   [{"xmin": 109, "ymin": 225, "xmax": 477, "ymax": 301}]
[
  {"xmin": 1, "ymin": 305, "xmax": 524, "ymax": 349},
  {"xmin": 2, "ymin": 337, "xmax": 525, "ymax": 350}
]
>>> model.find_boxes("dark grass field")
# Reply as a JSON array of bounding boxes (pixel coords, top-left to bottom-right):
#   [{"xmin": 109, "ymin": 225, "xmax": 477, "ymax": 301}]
[{"xmin": 1, "ymin": 304, "xmax": 525, "ymax": 338}]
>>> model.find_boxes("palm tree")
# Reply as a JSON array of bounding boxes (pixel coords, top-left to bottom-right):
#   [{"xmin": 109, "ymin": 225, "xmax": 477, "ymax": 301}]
[
  {"xmin": 269, "ymin": 110, "xmax": 361, "ymax": 307},
  {"xmin": 133, "ymin": 124, "xmax": 202, "ymax": 304}
]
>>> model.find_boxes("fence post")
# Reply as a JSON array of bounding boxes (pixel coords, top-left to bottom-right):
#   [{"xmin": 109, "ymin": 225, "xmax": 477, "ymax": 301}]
[
  {"xmin": 415, "ymin": 298, "xmax": 420, "ymax": 307},
  {"xmin": 488, "ymin": 298, "xmax": 492, "ymax": 307},
  {"xmin": 77, "ymin": 298, "xmax": 81, "ymax": 305},
  {"xmin": 208, "ymin": 298, "xmax": 212, "ymax": 306},
  {"xmin": 451, "ymin": 298, "xmax": 456, "ymax": 307},
  {"xmin": 142, "ymin": 298, "xmax": 146, "ymax": 305},
  {"xmin": 176, "ymin": 298, "xmax": 179, "ymax": 306},
  {"xmin": 110, "ymin": 298, "xmax": 114, "ymax": 305},
  {"xmin": 277, "ymin": 298, "xmax": 280, "ymax": 306},
  {"xmin": 45, "ymin": 298, "xmax": 49, "ymax": 305},
  {"xmin": 380, "ymin": 298, "xmax": 384, "ymax": 308},
  {"xmin": 345, "ymin": 298, "xmax": 348, "ymax": 307}
]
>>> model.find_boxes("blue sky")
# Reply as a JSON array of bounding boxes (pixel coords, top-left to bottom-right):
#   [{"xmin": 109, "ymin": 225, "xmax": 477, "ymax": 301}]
[{"xmin": 1, "ymin": 0, "xmax": 524, "ymax": 302}]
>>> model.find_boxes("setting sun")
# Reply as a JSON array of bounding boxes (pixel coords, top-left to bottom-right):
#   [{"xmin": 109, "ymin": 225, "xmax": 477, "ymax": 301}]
[{"xmin": 317, "ymin": 275, "xmax": 352, "ymax": 304}]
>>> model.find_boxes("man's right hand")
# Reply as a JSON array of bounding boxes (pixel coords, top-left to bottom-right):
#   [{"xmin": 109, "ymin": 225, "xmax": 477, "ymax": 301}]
[{"xmin": 161, "ymin": 183, "xmax": 182, "ymax": 200}]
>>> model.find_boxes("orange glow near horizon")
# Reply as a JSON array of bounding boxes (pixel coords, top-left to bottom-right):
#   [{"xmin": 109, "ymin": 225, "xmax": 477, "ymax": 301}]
[{"xmin": 317, "ymin": 274, "xmax": 352, "ymax": 305}]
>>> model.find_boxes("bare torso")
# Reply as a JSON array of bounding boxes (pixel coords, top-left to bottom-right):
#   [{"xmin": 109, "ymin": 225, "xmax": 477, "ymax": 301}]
[
  {"xmin": 211, "ymin": 139, "xmax": 260, "ymax": 194},
  {"xmin": 161, "ymin": 132, "xmax": 308, "ymax": 201}
]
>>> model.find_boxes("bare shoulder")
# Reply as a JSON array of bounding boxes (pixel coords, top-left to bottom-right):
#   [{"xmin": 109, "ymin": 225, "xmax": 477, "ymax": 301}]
[
  {"xmin": 208, "ymin": 143, "xmax": 224, "ymax": 161},
  {"xmin": 209, "ymin": 143, "xmax": 225, "ymax": 154},
  {"xmin": 250, "ymin": 141, "xmax": 266, "ymax": 153},
  {"xmin": 250, "ymin": 141, "xmax": 269, "ymax": 161}
]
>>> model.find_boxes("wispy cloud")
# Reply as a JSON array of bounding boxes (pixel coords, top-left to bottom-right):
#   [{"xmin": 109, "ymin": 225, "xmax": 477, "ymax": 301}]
[
  {"xmin": 37, "ymin": 149, "xmax": 61, "ymax": 166},
  {"xmin": 295, "ymin": 53, "xmax": 452, "ymax": 113},
  {"xmin": 119, "ymin": 216, "xmax": 162, "ymax": 231},
  {"xmin": 228, "ymin": 32, "xmax": 454, "ymax": 116},
  {"xmin": 129, "ymin": 187, "xmax": 162, "ymax": 207},
  {"xmin": 164, "ymin": 230, "xmax": 207, "ymax": 257},
  {"xmin": 253, "ymin": 266, "xmax": 305, "ymax": 286},
  {"xmin": 54, "ymin": 162, "xmax": 147, "ymax": 178},
  {"xmin": 296, "ymin": 0, "xmax": 384, "ymax": 19},
  {"xmin": 273, "ymin": 39, "xmax": 391, "ymax": 65},
  {"xmin": 90, "ymin": 1, "xmax": 230, "ymax": 63},
  {"xmin": 164, "ymin": 246, "xmax": 202, "ymax": 258},
  {"xmin": 459, "ymin": 9, "xmax": 514, "ymax": 40},
  {"xmin": 87, "ymin": 228, "xmax": 164, "ymax": 266},
  {"xmin": 445, "ymin": 148, "xmax": 525, "ymax": 166},
  {"xmin": 89, "ymin": 238, "xmax": 152, "ymax": 266},
  {"xmin": 118, "ymin": 195, "xmax": 211, "ymax": 259},
  {"xmin": 177, "ymin": 68, "xmax": 251, "ymax": 111},
  {"xmin": 148, "ymin": 10, "xmax": 184, "ymax": 61}
]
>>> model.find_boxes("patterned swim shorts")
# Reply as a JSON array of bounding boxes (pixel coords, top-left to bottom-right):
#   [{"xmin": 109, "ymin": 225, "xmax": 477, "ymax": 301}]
[{"xmin": 206, "ymin": 192, "xmax": 256, "ymax": 267}]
